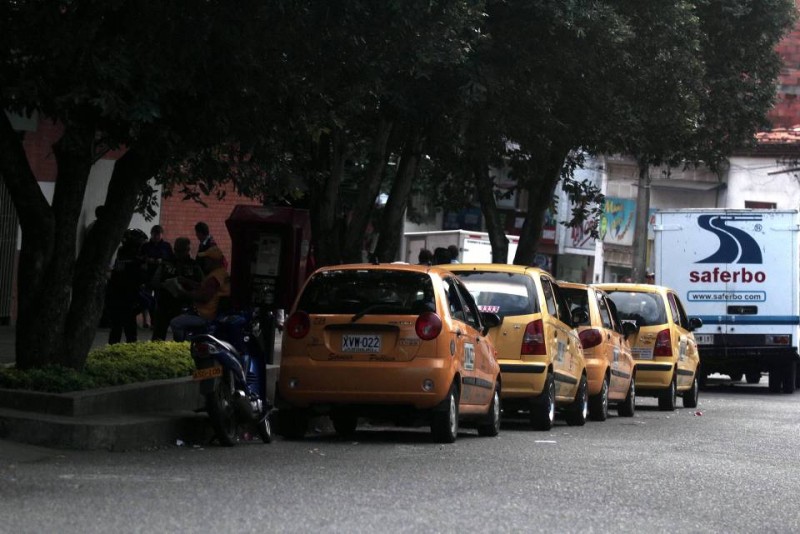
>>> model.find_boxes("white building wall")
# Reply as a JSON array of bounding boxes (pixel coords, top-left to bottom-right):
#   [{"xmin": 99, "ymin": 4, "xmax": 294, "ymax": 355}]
[{"xmin": 722, "ymin": 157, "xmax": 800, "ymax": 209}]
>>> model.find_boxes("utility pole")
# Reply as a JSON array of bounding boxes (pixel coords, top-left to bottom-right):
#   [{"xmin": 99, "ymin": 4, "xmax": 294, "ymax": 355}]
[{"xmin": 631, "ymin": 163, "xmax": 650, "ymax": 283}]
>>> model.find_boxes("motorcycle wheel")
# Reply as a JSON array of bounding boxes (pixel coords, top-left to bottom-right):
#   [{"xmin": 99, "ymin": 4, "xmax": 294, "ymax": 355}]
[
  {"xmin": 256, "ymin": 412, "xmax": 273, "ymax": 444},
  {"xmin": 206, "ymin": 370, "xmax": 238, "ymax": 446}
]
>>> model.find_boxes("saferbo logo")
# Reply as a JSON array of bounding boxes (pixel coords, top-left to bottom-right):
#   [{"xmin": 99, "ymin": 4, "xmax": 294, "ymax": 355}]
[{"xmin": 691, "ymin": 214, "xmax": 766, "ymax": 283}]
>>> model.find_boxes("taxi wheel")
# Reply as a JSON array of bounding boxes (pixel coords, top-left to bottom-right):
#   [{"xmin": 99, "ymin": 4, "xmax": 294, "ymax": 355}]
[
  {"xmin": 431, "ymin": 384, "xmax": 459, "ymax": 443},
  {"xmin": 477, "ymin": 386, "xmax": 501, "ymax": 437},
  {"xmin": 618, "ymin": 376, "xmax": 635, "ymax": 417},
  {"xmin": 768, "ymin": 370, "xmax": 782, "ymax": 393},
  {"xmin": 276, "ymin": 409, "xmax": 309, "ymax": 440},
  {"xmin": 565, "ymin": 375, "xmax": 588, "ymax": 426},
  {"xmin": 682, "ymin": 374, "xmax": 699, "ymax": 408},
  {"xmin": 729, "ymin": 373, "xmax": 744, "ymax": 382},
  {"xmin": 658, "ymin": 375, "xmax": 677, "ymax": 411},
  {"xmin": 530, "ymin": 373, "xmax": 555, "ymax": 431},
  {"xmin": 255, "ymin": 412, "xmax": 273, "ymax": 444},
  {"xmin": 331, "ymin": 412, "xmax": 359, "ymax": 437},
  {"xmin": 589, "ymin": 376, "xmax": 609, "ymax": 422}
]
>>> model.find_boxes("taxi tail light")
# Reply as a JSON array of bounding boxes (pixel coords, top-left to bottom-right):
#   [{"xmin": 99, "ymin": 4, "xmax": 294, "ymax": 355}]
[
  {"xmin": 579, "ymin": 328, "xmax": 603, "ymax": 350},
  {"xmin": 286, "ymin": 311, "xmax": 311, "ymax": 339},
  {"xmin": 415, "ymin": 312, "xmax": 443, "ymax": 341},
  {"xmin": 521, "ymin": 319, "xmax": 546, "ymax": 355},
  {"xmin": 653, "ymin": 328, "xmax": 672, "ymax": 356}
]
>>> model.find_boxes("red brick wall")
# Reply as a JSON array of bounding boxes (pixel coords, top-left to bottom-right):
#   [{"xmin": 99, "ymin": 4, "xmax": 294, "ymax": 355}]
[
  {"xmin": 769, "ymin": 0, "xmax": 800, "ymax": 128},
  {"xmin": 158, "ymin": 183, "xmax": 263, "ymax": 261}
]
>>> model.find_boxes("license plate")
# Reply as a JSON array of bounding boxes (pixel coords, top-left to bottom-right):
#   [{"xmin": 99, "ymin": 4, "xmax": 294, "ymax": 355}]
[
  {"xmin": 193, "ymin": 366, "xmax": 223, "ymax": 380},
  {"xmin": 632, "ymin": 347, "xmax": 653, "ymax": 360},
  {"xmin": 695, "ymin": 334, "xmax": 713, "ymax": 345},
  {"xmin": 342, "ymin": 334, "xmax": 382, "ymax": 353}
]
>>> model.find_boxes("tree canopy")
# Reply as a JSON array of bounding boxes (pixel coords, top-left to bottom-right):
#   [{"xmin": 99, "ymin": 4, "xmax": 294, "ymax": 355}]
[{"xmin": 0, "ymin": 0, "xmax": 795, "ymax": 369}]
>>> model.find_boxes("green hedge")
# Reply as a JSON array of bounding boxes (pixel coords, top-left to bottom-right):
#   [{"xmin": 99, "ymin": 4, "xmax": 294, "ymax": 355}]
[{"xmin": 0, "ymin": 341, "xmax": 193, "ymax": 393}]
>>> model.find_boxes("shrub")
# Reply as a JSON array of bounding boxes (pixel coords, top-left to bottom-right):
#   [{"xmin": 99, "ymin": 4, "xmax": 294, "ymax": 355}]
[{"xmin": 0, "ymin": 341, "xmax": 193, "ymax": 393}]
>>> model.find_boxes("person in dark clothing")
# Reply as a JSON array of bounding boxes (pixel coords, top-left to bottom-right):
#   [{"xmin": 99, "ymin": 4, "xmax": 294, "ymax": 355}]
[
  {"xmin": 194, "ymin": 221, "xmax": 217, "ymax": 257},
  {"xmin": 150, "ymin": 237, "xmax": 204, "ymax": 341},
  {"xmin": 107, "ymin": 229, "xmax": 147, "ymax": 344},
  {"xmin": 139, "ymin": 225, "xmax": 174, "ymax": 328},
  {"xmin": 433, "ymin": 247, "xmax": 451, "ymax": 265},
  {"xmin": 417, "ymin": 249, "xmax": 433, "ymax": 265}
]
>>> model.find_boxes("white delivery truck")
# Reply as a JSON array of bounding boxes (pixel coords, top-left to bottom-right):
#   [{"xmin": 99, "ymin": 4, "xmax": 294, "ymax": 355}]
[
  {"xmin": 403, "ymin": 230, "xmax": 519, "ymax": 264},
  {"xmin": 653, "ymin": 209, "xmax": 800, "ymax": 393}
]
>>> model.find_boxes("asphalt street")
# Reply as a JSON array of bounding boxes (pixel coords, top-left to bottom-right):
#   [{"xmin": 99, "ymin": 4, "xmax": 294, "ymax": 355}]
[{"xmin": 1, "ymin": 376, "xmax": 798, "ymax": 534}]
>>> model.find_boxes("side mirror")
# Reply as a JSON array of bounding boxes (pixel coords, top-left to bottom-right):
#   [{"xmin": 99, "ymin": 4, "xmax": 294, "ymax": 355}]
[
  {"xmin": 689, "ymin": 317, "xmax": 703, "ymax": 331},
  {"xmin": 480, "ymin": 312, "xmax": 502, "ymax": 335},
  {"xmin": 570, "ymin": 307, "xmax": 590, "ymax": 326},
  {"xmin": 621, "ymin": 321, "xmax": 639, "ymax": 339}
]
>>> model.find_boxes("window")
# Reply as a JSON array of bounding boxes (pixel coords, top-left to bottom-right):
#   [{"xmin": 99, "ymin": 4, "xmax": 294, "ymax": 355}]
[
  {"xmin": 454, "ymin": 278, "xmax": 481, "ymax": 330},
  {"xmin": 455, "ymin": 270, "xmax": 538, "ymax": 318},
  {"xmin": 541, "ymin": 278, "xmax": 558, "ymax": 317},
  {"xmin": 596, "ymin": 293, "xmax": 614, "ymax": 330},
  {"xmin": 442, "ymin": 278, "xmax": 465, "ymax": 322},
  {"xmin": 745, "ymin": 200, "xmax": 776, "ymax": 209}
]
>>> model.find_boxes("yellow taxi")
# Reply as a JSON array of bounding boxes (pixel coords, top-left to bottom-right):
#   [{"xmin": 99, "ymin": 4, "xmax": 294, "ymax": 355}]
[
  {"xmin": 276, "ymin": 263, "xmax": 502, "ymax": 443},
  {"xmin": 559, "ymin": 282, "xmax": 636, "ymax": 420},
  {"xmin": 596, "ymin": 283, "xmax": 702, "ymax": 410},
  {"xmin": 442, "ymin": 264, "xmax": 588, "ymax": 430}
]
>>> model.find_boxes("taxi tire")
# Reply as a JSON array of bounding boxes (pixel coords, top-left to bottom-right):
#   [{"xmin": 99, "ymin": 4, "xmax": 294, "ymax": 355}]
[
  {"xmin": 206, "ymin": 371, "xmax": 237, "ymax": 447},
  {"xmin": 729, "ymin": 373, "xmax": 743, "ymax": 382},
  {"xmin": 618, "ymin": 376, "xmax": 635, "ymax": 417},
  {"xmin": 565, "ymin": 374, "xmax": 588, "ymax": 427},
  {"xmin": 658, "ymin": 375, "xmax": 677, "ymax": 411},
  {"xmin": 530, "ymin": 373, "xmax": 555, "ymax": 431},
  {"xmin": 477, "ymin": 386, "xmax": 501, "ymax": 437},
  {"xmin": 331, "ymin": 412, "xmax": 359, "ymax": 437},
  {"xmin": 256, "ymin": 412, "xmax": 273, "ymax": 444},
  {"xmin": 431, "ymin": 384, "xmax": 459, "ymax": 443},
  {"xmin": 276, "ymin": 409, "xmax": 309, "ymax": 440},
  {"xmin": 589, "ymin": 376, "xmax": 609, "ymax": 422},
  {"xmin": 682, "ymin": 374, "xmax": 699, "ymax": 408}
]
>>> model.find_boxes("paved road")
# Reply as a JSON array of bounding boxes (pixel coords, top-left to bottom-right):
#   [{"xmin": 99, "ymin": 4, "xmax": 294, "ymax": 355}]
[{"xmin": 1, "ymin": 378, "xmax": 798, "ymax": 533}]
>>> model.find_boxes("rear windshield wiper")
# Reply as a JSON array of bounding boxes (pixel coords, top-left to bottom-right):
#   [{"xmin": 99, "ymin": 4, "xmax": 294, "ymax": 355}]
[{"xmin": 351, "ymin": 303, "xmax": 401, "ymax": 322}]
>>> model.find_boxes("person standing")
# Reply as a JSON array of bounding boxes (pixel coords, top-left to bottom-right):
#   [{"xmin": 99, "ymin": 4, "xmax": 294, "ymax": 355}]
[
  {"xmin": 417, "ymin": 249, "xmax": 433, "ymax": 265},
  {"xmin": 447, "ymin": 245, "xmax": 460, "ymax": 264},
  {"xmin": 150, "ymin": 237, "xmax": 204, "ymax": 341},
  {"xmin": 194, "ymin": 221, "xmax": 217, "ymax": 257},
  {"xmin": 107, "ymin": 229, "xmax": 147, "ymax": 344},
  {"xmin": 140, "ymin": 225, "xmax": 174, "ymax": 328}
]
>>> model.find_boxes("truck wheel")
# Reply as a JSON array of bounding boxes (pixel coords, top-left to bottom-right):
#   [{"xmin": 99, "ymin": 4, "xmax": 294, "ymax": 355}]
[
  {"xmin": 530, "ymin": 373, "xmax": 555, "ymax": 431},
  {"xmin": 565, "ymin": 375, "xmax": 588, "ymax": 427},
  {"xmin": 745, "ymin": 372, "xmax": 761, "ymax": 384},
  {"xmin": 617, "ymin": 376, "xmax": 636, "ymax": 417},
  {"xmin": 588, "ymin": 376, "xmax": 609, "ymax": 421},
  {"xmin": 768, "ymin": 370, "xmax": 782, "ymax": 393},
  {"xmin": 782, "ymin": 362, "xmax": 797, "ymax": 394},
  {"xmin": 331, "ymin": 412, "xmax": 359, "ymax": 437},
  {"xmin": 728, "ymin": 373, "xmax": 743, "ymax": 382},
  {"xmin": 658, "ymin": 375, "xmax": 677, "ymax": 411},
  {"xmin": 682, "ymin": 375, "xmax": 699, "ymax": 408}
]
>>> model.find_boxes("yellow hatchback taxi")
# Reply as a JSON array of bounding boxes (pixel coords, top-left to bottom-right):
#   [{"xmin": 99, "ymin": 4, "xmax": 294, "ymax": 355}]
[
  {"xmin": 596, "ymin": 283, "xmax": 702, "ymax": 411},
  {"xmin": 443, "ymin": 264, "xmax": 588, "ymax": 430},
  {"xmin": 559, "ymin": 282, "xmax": 636, "ymax": 420},
  {"xmin": 276, "ymin": 264, "xmax": 502, "ymax": 443}
]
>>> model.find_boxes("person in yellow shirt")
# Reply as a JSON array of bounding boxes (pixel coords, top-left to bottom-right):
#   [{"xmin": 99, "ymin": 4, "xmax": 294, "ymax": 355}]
[{"xmin": 169, "ymin": 246, "xmax": 231, "ymax": 341}]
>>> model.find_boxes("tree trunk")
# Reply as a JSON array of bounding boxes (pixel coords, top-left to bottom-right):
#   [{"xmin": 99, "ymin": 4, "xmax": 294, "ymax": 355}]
[
  {"xmin": 341, "ymin": 119, "xmax": 393, "ymax": 263},
  {"xmin": 65, "ymin": 142, "xmax": 164, "ymax": 368},
  {"xmin": 473, "ymin": 155, "xmax": 508, "ymax": 264},
  {"xmin": 514, "ymin": 145, "xmax": 569, "ymax": 267},
  {"xmin": 373, "ymin": 129, "xmax": 424, "ymax": 262},
  {"xmin": 310, "ymin": 129, "xmax": 347, "ymax": 267},
  {"xmin": 631, "ymin": 162, "xmax": 651, "ymax": 283}
]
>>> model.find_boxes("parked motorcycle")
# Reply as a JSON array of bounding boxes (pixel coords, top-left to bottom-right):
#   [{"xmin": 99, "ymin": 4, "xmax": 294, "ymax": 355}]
[{"xmin": 190, "ymin": 310, "xmax": 273, "ymax": 446}]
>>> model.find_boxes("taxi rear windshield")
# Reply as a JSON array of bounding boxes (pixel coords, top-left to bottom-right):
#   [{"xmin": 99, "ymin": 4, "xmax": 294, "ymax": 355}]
[
  {"xmin": 605, "ymin": 291, "xmax": 667, "ymax": 327},
  {"xmin": 452, "ymin": 271, "xmax": 538, "ymax": 317},
  {"xmin": 297, "ymin": 270, "xmax": 435, "ymax": 315}
]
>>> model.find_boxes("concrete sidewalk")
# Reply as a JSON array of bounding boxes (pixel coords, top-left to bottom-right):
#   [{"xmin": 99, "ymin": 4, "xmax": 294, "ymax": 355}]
[{"xmin": 0, "ymin": 325, "xmax": 283, "ymax": 450}]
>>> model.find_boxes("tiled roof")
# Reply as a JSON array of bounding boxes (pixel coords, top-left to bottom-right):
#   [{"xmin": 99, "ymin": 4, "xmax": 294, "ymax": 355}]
[{"xmin": 755, "ymin": 126, "xmax": 800, "ymax": 145}]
